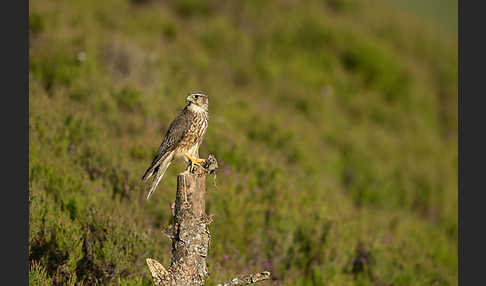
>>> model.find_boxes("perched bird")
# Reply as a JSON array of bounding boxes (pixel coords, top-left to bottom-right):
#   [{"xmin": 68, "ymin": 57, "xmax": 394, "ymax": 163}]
[{"xmin": 142, "ymin": 91, "xmax": 209, "ymax": 200}]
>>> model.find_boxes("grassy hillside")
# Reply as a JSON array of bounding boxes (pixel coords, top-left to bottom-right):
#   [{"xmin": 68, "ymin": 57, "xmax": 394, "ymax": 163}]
[
  {"xmin": 392, "ymin": 0, "xmax": 458, "ymax": 34},
  {"xmin": 29, "ymin": 0, "xmax": 457, "ymax": 285}
]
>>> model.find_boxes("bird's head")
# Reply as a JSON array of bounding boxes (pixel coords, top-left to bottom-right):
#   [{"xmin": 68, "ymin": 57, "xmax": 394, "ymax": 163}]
[{"xmin": 186, "ymin": 91, "xmax": 209, "ymax": 112}]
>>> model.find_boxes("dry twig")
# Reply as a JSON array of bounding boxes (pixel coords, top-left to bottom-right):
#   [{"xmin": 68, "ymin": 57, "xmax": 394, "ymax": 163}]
[{"xmin": 215, "ymin": 271, "xmax": 272, "ymax": 286}]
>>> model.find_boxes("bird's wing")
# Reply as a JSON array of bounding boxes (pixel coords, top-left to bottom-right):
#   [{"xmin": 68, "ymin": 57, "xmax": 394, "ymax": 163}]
[
  {"xmin": 157, "ymin": 108, "xmax": 194, "ymax": 156},
  {"xmin": 142, "ymin": 108, "xmax": 194, "ymax": 181}
]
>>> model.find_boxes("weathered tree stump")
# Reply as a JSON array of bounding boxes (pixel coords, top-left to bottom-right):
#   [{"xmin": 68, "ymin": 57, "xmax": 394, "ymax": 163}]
[{"xmin": 146, "ymin": 154, "xmax": 271, "ymax": 286}]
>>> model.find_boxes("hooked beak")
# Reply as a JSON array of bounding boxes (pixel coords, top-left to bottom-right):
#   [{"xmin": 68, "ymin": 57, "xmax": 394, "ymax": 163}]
[{"xmin": 186, "ymin": 95, "xmax": 192, "ymax": 103}]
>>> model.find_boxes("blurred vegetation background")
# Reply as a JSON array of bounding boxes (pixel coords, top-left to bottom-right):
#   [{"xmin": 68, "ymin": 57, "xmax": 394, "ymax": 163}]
[{"xmin": 29, "ymin": 0, "xmax": 457, "ymax": 285}]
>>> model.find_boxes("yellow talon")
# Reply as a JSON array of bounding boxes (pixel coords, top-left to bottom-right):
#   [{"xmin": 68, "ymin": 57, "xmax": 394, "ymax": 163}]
[{"xmin": 185, "ymin": 154, "xmax": 206, "ymax": 171}]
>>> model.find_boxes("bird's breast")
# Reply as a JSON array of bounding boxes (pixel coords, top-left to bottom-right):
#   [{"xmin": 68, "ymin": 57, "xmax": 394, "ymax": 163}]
[{"xmin": 176, "ymin": 112, "xmax": 208, "ymax": 153}]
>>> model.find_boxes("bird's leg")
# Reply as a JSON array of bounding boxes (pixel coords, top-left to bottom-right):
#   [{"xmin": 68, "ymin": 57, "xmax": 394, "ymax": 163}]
[{"xmin": 185, "ymin": 153, "xmax": 206, "ymax": 172}]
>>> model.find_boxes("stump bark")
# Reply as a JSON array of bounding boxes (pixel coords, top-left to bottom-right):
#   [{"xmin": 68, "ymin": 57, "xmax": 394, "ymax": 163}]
[{"xmin": 146, "ymin": 155, "xmax": 216, "ymax": 286}]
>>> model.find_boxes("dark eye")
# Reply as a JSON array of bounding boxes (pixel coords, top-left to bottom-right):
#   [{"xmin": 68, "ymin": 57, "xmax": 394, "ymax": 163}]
[{"xmin": 194, "ymin": 95, "xmax": 199, "ymax": 99}]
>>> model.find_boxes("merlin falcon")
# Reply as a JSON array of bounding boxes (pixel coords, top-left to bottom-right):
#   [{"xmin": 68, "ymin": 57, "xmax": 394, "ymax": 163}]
[{"xmin": 142, "ymin": 91, "xmax": 209, "ymax": 200}]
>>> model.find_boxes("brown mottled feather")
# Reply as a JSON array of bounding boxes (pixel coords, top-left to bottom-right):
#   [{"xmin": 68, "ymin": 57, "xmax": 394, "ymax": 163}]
[{"xmin": 142, "ymin": 93, "xmax": 209, "ymax": 200}]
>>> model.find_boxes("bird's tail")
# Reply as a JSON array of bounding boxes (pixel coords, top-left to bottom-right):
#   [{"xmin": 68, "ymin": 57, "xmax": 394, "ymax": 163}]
[{"xmin": 142, "ymin": 152, "xmax": 173, "ymax": 200}]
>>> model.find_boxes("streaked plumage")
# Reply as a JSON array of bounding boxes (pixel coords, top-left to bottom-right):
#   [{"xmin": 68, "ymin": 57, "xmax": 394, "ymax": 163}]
[{"xmin": 142, "ymin": 91, "xmax": 209, "ymax": 200}]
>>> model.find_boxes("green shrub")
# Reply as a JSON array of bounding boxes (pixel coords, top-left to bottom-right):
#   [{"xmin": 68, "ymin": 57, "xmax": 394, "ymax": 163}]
[
  {"xmin": 69, "ymin": 87, "xmax": 91, "ymax": 102},
  {"xmin": 112, "ymin": 88, "xmax": 144, "ymax": 112},
  {"xmin": 29, "ymin": 12, "xmax": 44, "ymax": 34},
  {"xmin": 29, "ymin": 261, "xmax": 53, "ymax": 286},
  {"xmin": 339, "ymin": 36, "xmax": 411, "ymax": 103},
  {"xmin": 326, "ymin": 0, "xmax": 359, "ymax": 12},
  {"xmin": 172, "ymin": 0, "xmax": 214, "ymax": 17},
  {"xmin": 162, "ymin": 23, "xmax": 177, "ymax": 42}
]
